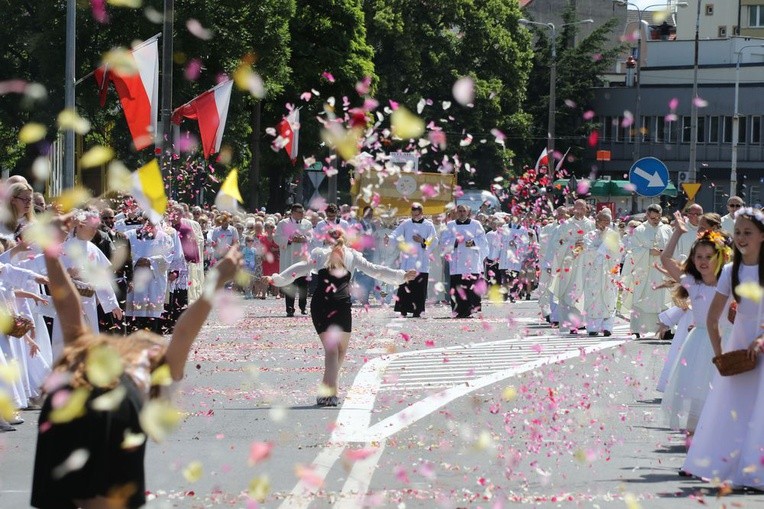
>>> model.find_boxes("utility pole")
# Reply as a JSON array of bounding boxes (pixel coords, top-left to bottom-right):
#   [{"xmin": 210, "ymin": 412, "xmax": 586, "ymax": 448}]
[
  {"xmin": 687, "ymin": 0, "xmax": 701, "ymax": 182},
  {"xmin": 250, "ymin": 101, "xmax": 261, "ymax": 210}
]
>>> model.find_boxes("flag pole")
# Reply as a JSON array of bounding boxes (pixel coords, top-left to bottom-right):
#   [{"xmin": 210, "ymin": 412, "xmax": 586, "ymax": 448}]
[
  {"xmin": 160, "ymin": 0, "xmax": 175, "ymax": 195},
  {"xmin": 63, "ymin": 0, "xmax": 76, "ymax": 190}
]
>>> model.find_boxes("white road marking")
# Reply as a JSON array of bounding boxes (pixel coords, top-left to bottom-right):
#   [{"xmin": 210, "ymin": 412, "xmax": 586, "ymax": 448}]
[
  {"xmin": 334, "ymin": 443, "xmax": 387, "ymax": 509},
  {"xmin": 277, "ymin": 320, "xmax": 630, "ymax": 508}
]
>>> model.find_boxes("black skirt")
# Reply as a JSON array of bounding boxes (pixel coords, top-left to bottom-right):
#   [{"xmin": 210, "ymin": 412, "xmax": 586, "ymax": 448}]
[
  {"xmin": 310, "ymin": 268, "xmax": 352, "ymax": 334},
  {"xmin": 31, "ymin": 375, "xmax": 146, "ymax": 509}
]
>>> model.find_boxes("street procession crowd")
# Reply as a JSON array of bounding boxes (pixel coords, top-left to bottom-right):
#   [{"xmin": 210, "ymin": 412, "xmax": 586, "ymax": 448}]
[{"xmin": 3, "ymin": 169, "xmax": 764, "ymax": 505}]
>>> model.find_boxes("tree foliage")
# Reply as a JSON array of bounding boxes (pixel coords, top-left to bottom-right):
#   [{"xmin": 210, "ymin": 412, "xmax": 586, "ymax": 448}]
[{"xmin": 523, "ymin": 5, "xmax": 622, "ymax": 174}]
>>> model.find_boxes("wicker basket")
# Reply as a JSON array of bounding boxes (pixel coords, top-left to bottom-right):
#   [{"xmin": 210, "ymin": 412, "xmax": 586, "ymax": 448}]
[
  {"xmin": 8, "ymin": 315, "xmax": 33, "ymax": 338},
  {"xmin": 713, "ymin": 350, "xmax": 757, "ymax": 376},
  {"xmin": 72, "ymin": 279, "xmax": 95, "ymax": 298}
]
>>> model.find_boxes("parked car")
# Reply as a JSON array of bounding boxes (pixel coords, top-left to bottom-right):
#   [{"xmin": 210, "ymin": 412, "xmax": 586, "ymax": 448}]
[{"xmin": 455, "ymin": 189, "xmax": 500, "ymax": 213}]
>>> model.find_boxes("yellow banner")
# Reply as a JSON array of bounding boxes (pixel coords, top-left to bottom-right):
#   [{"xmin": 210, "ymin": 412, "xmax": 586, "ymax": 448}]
[
  {"xmin": 353, "ymin": 170, "xmax": 456, "ymax": 216},
  {"xmin": 682, "ymin": 182, "xmax": 701, "ymax": 200}
]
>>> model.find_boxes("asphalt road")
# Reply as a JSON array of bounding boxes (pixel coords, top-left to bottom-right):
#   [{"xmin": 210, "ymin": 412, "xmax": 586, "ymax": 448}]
[{"xmin": 2, "ymin": 295, "xmax": 764, "ymax": 508}]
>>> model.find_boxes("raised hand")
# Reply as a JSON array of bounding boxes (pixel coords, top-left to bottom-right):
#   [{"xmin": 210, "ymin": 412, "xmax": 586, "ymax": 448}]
[
  {"xmin": 673, "ymin": 210, "xmax": 688, "ymax": 234},
  {"xmin": 404, "ymin": 270, "xmax": 418, "ymax": 282}
]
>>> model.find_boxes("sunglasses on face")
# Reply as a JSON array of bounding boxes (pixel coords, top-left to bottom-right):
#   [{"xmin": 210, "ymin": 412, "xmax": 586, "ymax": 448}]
[{"xmin": 729, "ymin": 204, "xmax": 742, "ymax": 208}]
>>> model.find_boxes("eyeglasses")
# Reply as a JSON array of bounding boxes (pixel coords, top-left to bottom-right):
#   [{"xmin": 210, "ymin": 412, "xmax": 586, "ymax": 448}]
[
  {"xmin": 14, "ymin": 196, "xmax": 32, "ymax": 204},
  {"xmin": 101, "ymin": 216, "xmax": 114, "ymax": 221},
  {"xmin": 729, "ymin": 204, "xmax": 742, "ymax": 208},
  {"xmin": 411, "ymin": 208, "xmax": 422, "ymax": 212},
  {"xmin": 686, "ymin": 212, "xmax": 701, "ymax": 216}
]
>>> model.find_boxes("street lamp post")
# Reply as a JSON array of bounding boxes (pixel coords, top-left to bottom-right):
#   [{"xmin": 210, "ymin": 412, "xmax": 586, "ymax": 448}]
[
  {"xmin": 731, "ymin": 44, "xmax": 764, "ymax": 197},
  {"xmin": 613, "ymin": 1, "xmax": 688, "ymax": 162},
  {"xmin": 519, "ymin": 17, "xmax": 593, "ymax": 163}
]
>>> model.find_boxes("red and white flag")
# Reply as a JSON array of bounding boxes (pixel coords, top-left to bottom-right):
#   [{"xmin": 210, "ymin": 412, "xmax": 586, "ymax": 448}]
[
  {"xmin": 534, "ymin": 147, "xmax": 549, "ymax": 171},
  {"xmin": 171, "ymin": 80, "xmax": 233, "ymax": 159},
  {"xmin": 277, "ymin": 108, "xmax": 300, "ymax": 164},
  {"xmin": 94, "ymin": 37, "xmax": 159, "ymax": 151}
]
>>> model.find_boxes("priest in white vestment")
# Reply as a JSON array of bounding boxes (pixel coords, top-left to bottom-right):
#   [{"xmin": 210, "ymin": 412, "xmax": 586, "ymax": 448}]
[
  {"xmin": 583, "ymin": 210, "xmax": 622, "ymax": 336},
  {"xmin": 440, "ymin": 205, "xmax": 489, "ymax": 318},
  {"xmin": 621, "ymin": 204, "xmax": 672, "ymax": 336},
  {"xmin": 550, "ymin": 200, "xmax": 595, "ymax": 333}
]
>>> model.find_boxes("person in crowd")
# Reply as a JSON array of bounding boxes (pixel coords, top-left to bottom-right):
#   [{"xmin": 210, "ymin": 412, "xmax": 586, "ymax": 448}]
[
  {"xmin": 210, "ymin": 213, "xmax": 239, "ymax": 264},
  {"xmin": 674, "ymin": 203, "xmax": 703, "ymax": 262},
  {"xmin": 258, "ymin": 220, "xmax": 280, "ymax": 298},
  {"xmin": 427, "ymin": 213, "xmax": 448, "ymax": 303},
  {"xmin": 621, "ymin": 204, "xmax": 672, "ymax": 338},
  {"xmin": 390, "ymin": 202, "xmax": 437, "ymax": 317},
  {"xmin": 682, "ymin": 207, "xmax": 764, "ymax": 486},
  {"xmin": 31, "ymin": 241, "xmax": 241, "ymax": 509},
  {"xmin": 242, "ymin": 234, "xmax": 263, "ymax": 299},
  {"xmin": 720, "ymin": 196, "xmax": 745, "ymax": 235},
  {"xmin": 498, "ymin": 215, "xmax": 530, "ymax": 302},
  {"xmin": 314, "ymin": 204, "xmax": 350, "ymax": 245},
  {"xmin": 274, "ymin": 204, "xmax": 313, "ymax": 316},
  {"xmin": 124, "ymin": 214, "xmax": 176, "ymax": 333},
  {"xmin": 1, "ymin": 181, "xmax": 35, "ymax": 240},
  {"xmin": 518, "ymin": 230, "xmax": 539, "ymax": 300},
  {"xmin": 352, "ymin": 206, "xmax": 377, "ymax": 305},
  {"xmin": 32, "ymin": 192, "xmax": 46, "ymax": 215},
  {"xmin": 538, "ymin": 206, "xmax": 567, "ymax": 324},
  {"xmin": 269, "ymin": 229, "xmax": 416, "ymax": 406},
  {"xmin": 440, "ymin": 204, "xmax": 489, "ymax": 318},
  {"xmin": 659, "ymin": 211, "xmax": 731, "ymax": 433},
  {"xmin": 484, "ymin": 215, "xmax": 503, "ymax": 288},
  {"xmin": 699, "ymin": 212, "xmax": 722, "ymax": 233},
  {"xmin": 582, "ymin": 209, "xmax": 621, "ymax": 336},
  {"xmin": 550, "ymin": 199, "xmax": 595, "ymax": 333}
]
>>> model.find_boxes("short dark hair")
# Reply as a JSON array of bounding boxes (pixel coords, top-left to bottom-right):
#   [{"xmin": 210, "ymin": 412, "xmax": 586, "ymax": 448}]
[
  {"xmin": 291, "ymin": 203, "xmax": 304, "ymax": 212},
  {"xmin": 325, "ymin": 203, "xmax": 339, "ymax": 214}
]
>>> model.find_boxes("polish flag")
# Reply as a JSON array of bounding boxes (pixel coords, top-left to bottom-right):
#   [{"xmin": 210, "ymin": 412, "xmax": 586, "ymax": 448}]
[
  {"xmin": 534, "ymin": 147, "xmax": 549, "ymax": 171},
  {"xmin": 171, "ymin": 80, "xmax": 233, "ymax": 159},
  {"xmin": 277, "ymin": 108, "xmax": 300, "ymax": 164},
  {"xmin": 94, "ymin": 37, "xmax": 159, "ymax": 151}
]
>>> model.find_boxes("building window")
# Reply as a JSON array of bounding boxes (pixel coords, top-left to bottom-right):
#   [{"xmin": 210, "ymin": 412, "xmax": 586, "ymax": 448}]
[
  {"xmin": 740, "ymin": 116, "xmax": 748, "ymax": 144},
  {"xmin": 709, "ymin": 116, "xmax": 720, "ymax": 143},
  {"xmin": 681, "ymin": 116, "xmax": 692, "ymax": 143},
  {"xmin": 619, "ymin": 117, "xmax": 632, "ymax": 142},
  {"xmin": 724, "ymin": 116, "xmax": 748, "ymax": 143},
  {"xmin": 665, "ymin": 119, "xmax": 675, "ymax": 143},
  {"xmin": 697, "ymin": 116, "xmax": 706, "ymax": 143},
  {"xmin": 654, "ymin": 117, "xmax": 664, "ymax": 143},
  {"xmin": 733, "ymin": 25, "xmax": 739, "ymax": 35},
  {"xmin": 750, "ymin": 5, "xmax": 764, "ymax": 28},
  {"xmin": 723, "ymin": 116, "xmax": 733, "ymax": 143},
  {"xmin": 718, "ymin": 26, "xmax": 727, "ymax": 38},
  {"xmin": 641, "ymin": 116, "xmax": 651, "ymax": 141},
  {"xmin": 752, "ymin": 116, "xmax": 761, "ymax": 144},
  {"xmin": 600, "ymin": 116, "xmax": 610, "ymax": 141},
  {"xmin": 705, "ymin": 4, "xmax": 714, "ymax": 16}
]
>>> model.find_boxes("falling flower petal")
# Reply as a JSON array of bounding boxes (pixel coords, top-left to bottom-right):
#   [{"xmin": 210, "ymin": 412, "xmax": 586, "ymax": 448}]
[
  {"xmin": 248, "ymin": 441, "xmax": 274, "ymax": 466},
  {"xmin": 186, "ymin": 19, "xmax": 213, "ymax": 40},
  {"xmin": 452, "ymin": 76, "xmax": 474, "ymax": 106},
  {"xmin": 80, "ymin": 145, "xmax": 115, "ymax": 168},
  {"xmin": 183, "ymin": 460, "xmax": 204, "ymax": 482},
  {"xmin": 391, "ymin": 107, "xmax": 425, "ymax": 139},
  {"xmin": 139, "ymin": 399, "xmax": 182, "ymax": 442},
  {"xmin": 736, "ymin": 281, "xmax": 763, "ymax": 302},
  {"xmin": 19, "ymin": 123, "xmax": 47, "ymax": 144},
  {"xmin": 86, "ymin": 344, "xmax": 124, "ymax": 388}
]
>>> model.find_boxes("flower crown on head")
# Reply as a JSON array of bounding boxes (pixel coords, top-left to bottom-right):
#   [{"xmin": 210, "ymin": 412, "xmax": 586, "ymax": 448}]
[
  {"xmin": 734, "ymin": 206, "xmax": 764, "ymax": 224},
  {"xmin": 697, "ymin": 229, "xmax": 733, "ymax": 273}
]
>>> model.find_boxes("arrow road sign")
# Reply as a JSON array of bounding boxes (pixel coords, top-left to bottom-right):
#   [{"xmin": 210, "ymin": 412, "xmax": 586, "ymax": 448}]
[{"xmin": 629, "ymin": 157, "xmax": 670, "ymax": 197}]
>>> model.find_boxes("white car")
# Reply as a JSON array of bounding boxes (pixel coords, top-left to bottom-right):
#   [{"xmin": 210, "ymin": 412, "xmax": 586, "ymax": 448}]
[{"xmin": 455, "ymin": 189, "xmax": 501, "ymax": 212}]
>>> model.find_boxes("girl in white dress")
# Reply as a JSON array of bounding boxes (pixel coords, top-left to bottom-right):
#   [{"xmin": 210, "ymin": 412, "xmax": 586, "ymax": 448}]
[
  {"xmin": 683, "ymin": 208, "xmax": 764, "ymax": 487},
  {"xmin": 659, "ymin": 211, "xmax": 732, "ymax": 432}
]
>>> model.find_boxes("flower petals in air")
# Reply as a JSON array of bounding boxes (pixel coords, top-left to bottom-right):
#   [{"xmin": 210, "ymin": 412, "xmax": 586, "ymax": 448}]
[
  {"xmin": 736, "ymin": 281, "xmax": 763, "ymax": 302},
  {"xmin": 19, "ymin": 123, "xmax": 47, "ymax": 144},
  {"xmin": 86, "ymin": 344, "xmax": 124, "ymax": 387},
  {"xmin": 391, "ymin": 107, "xmax": 425, "ymax": 139},
  {"xmin": 187, "ymin": 19, "xmax": 213, "ymax": 40},
  {"xmin": 80, "ymin": 145, "xmax": 115, "ymax": 168},
  {"xmin": 452, "ymin": 76, "xmax": 475, "ymax": 106},
  {"xmin": 248, "ymin": 441, "xmax": 274, "ymax": 466}
]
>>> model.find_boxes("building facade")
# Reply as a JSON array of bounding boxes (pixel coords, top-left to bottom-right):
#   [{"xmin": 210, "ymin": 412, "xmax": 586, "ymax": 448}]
[{"xmin": 589, "ymin": 37, "xmax": 764, "ymax": 213}]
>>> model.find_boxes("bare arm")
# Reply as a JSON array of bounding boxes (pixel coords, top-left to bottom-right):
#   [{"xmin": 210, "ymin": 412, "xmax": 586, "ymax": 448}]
[
  {"xmin": 166, "ymin": 246, "xmax": 242, "ymax": 381},
  {"xmin": 44, "ymin": 249, "xmax": 88, "ymax": 344},
  {"xmin": 659, "ymin": 225, "xmax": 685, "ymax": 283},
  {"xmin": 706, "ymin": 292, "xmax": 728, "ymax": 358}
]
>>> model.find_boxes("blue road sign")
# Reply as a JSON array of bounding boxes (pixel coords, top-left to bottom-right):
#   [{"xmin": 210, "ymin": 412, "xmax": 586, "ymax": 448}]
[{"xmin": 629, "ymin": 157, "xmax": 669, "ymax": 197}]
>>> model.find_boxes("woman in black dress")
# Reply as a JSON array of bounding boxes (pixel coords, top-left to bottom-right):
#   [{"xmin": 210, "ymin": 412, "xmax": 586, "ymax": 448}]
[
  {"xmin": 31, "ymin": 241, "xmax": 242, "ymax": 509},
  {"xmin": 271, "ymin": 229, "xmax": 416, "ymax": 406}
]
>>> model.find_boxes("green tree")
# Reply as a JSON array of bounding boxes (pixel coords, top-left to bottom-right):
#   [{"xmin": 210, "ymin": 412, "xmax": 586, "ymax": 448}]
[
  {"xmin": 363, "ymin": 0, "xmax": 534, "ymax": 189},
  {"xmin": 523, "ymin": 6, "xmax": 622, "ymax": 174},
  {"xmin": 264, "ymin": 0, "xmax": 376, "ymax": 211}
]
